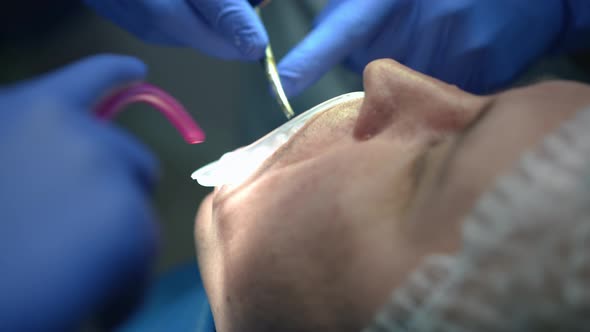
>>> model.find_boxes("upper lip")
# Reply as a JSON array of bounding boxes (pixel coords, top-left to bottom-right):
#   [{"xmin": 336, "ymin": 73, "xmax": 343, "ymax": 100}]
[{"xmin": 195, "ymin": 93, "xmax": 365, "ymax": 189}]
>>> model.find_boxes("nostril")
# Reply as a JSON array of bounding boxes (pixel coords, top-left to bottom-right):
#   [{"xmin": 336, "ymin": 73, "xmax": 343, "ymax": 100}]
[
  {"xmin": 353, "ymin": 60, "xmax": 405, "ymax": 140},
  {"xmin": 354, "ymin": 95, "xmax": 398, "ymax": 140}
]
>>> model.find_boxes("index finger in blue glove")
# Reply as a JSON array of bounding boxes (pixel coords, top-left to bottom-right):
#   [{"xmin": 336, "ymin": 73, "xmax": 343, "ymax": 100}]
[
  {"xmin": 24, "ymin": 55, "xmax": 156, "ymax": 185},
  {"xmin": 189, "ymin": 0, "xmax": 268, "ymax": 59},
  {"xmin": 277, "ymin": 0, "xmax": 397, "ymax": 97},
  {"xmin": 33, "ymin": 54, "xmax": 147, "ymax": 110},
  {"xmin": 85, "ymin": 0, "xmax": 267, "ymax": 61}
]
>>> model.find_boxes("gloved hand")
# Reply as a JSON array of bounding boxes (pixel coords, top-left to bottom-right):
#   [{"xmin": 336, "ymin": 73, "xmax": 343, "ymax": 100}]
[
  {"xmin": 278, "ymin": 0, "xmax": 565, "ymax": 96},
  {"xmin": 84, "ymin": 0, "xmax": 268, "ymax": 61},
  {"xmin": 0, "ymin": 55, "xmax": 159, "ymax": 331}
]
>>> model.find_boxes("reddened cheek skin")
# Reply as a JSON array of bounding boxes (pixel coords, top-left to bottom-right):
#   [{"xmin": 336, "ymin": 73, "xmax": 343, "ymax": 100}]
[{"xmin": 354, "ymin": 59, "xmax": 488, "ymax": 141}]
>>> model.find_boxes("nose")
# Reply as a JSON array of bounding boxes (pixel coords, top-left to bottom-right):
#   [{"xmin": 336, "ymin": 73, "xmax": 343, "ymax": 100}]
[{"xmin": 354, "ymin": 59, "xmax": 487, "ymax": 140}]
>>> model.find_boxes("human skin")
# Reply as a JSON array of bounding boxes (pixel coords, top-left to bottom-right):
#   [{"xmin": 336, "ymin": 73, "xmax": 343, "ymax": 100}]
[{"xmin": 194, "ymin": 59, "xmax": 590, "ymax": 332}]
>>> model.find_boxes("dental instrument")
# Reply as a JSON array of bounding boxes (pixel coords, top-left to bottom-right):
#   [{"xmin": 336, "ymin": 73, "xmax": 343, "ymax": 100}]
[
  {"xmin": 250, "ymin": 0, "xmax": 295, "ymax": 119},
  {"xmin": 95, "ymin": 82, "xmax": 205, "ymax": 144},
  {"xmin": 192, "ymin": 92, "xmax": 364, "ymax": 187}
]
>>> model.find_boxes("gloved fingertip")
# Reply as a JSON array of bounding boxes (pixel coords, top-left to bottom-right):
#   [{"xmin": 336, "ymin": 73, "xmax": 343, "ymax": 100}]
[
  {"xmin": 235, "ymin": 29, "xmax": 268, "ymax": 60},
  {"xmin": 34, "ymin": 54, "xmax": 150, "ymax": 110},
  {"xmin": 72, "ymin": 54, "xmax": 148, "ymax": 95},
  {"xmin": 124, "ymin": 57, "xmax": 148, "ymax": 78},
  {"xmin": 278, "ymin": 64, "xmax": 306, "ymax": 98},
  {"xmin": 191, "ymin": 0, "xmax": 268, "ymax": 60},
  {"xmin": 92, "ymin": 54, "xmax": 148, "ymax": 81},
  {"xmin": 279, "ymin": 75, "xmax": 301, "ymax": 98}
]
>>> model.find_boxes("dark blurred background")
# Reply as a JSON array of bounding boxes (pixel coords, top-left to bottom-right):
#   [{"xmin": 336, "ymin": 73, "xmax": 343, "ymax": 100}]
[{"xmin": 1, "ymin": 1, "xmax": 588, "ymax": 273}]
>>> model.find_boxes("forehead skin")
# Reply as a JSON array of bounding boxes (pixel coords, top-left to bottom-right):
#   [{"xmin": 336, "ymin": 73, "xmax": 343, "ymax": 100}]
[{"xmin": 195, "ymin": 59, "xmax": 590, "ymax": 332}]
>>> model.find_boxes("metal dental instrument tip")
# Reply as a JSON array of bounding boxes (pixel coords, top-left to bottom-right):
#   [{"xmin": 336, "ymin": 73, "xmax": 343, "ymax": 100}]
[{"xmin": 255, "ymin": 7, "xmax": 295, "ymax": 120}]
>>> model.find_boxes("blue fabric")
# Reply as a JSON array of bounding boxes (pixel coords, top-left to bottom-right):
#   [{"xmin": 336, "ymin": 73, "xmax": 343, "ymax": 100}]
[
  {"xmin": 118, "ymin": 263, "xmax": 215, "ymax": 332},
  {"xmin": 84, "ymin": 0, "xmax": 268, "ymax": 61},
  {"xmin": 561, "ymin": 0, "xmax": 590, "ymax": 51},
  {"xmin": 0, "ymin": 55, "xmax": 158, "ymax": 331},
  {"xmin": 277, "ymin": 0, "xmax": 574, "ymax": 96}
]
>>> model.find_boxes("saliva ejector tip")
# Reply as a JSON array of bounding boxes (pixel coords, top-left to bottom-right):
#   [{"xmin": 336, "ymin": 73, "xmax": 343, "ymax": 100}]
[{"xmin": 95, "ymin": 82, "xmax": 205, "ymax": 144}]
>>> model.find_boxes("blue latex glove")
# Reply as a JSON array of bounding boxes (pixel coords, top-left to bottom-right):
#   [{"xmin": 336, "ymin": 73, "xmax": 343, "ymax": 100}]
[
  {"xmin": 278, "ymin": 0, "xmax": 567, "ymax": 96},
  {"xmin": 85, "ymin": 0, "xmax": 268, "ymax": 60},
  {"xmin": 0, "ymin": 55, "xmax": 159, "ymax": 331}
]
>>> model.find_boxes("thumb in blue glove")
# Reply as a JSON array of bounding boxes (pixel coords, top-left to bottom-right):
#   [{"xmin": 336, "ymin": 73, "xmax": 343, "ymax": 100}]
[
  {"xmin": 0, "ymin": 55, "xmax": 159, "ymax": 331},
  {"xmin": 278, "ymin": 0, "xmax": 566, "ymax": 96},
  {"xmin": 85, "ymin": 0, "xmax": 268, "ymax": 61}
]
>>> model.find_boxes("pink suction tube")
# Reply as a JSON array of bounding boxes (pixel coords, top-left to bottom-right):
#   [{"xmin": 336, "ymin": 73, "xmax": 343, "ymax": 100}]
[{"xmin": 95, "ymin": 83, "xmax": 205, "ymax": 144}]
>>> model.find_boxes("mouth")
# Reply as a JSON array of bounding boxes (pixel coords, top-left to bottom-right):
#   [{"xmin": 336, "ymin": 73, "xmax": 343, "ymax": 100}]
[{"xmin": 191, "ymin": 92, "xmax": 365, "ymax": 188}]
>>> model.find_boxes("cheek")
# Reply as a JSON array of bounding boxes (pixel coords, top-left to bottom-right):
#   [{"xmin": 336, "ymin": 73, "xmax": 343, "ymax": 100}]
[
  {"xmin": 202, "ymin": 170, "xmax": 360, "ymax": 330},
  {"xmin": 215, "ymin": 166, "xmax": 354, "ymax": 286},
  {"xmin": 202, "ymin": 149, "xmax": 421, "ymax": 330}
]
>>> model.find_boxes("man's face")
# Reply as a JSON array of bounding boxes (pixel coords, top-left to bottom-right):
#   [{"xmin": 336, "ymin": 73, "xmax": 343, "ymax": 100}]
[{"xmin": 194, "ymin": 59, "xmax": 590, "ymax": 332}]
